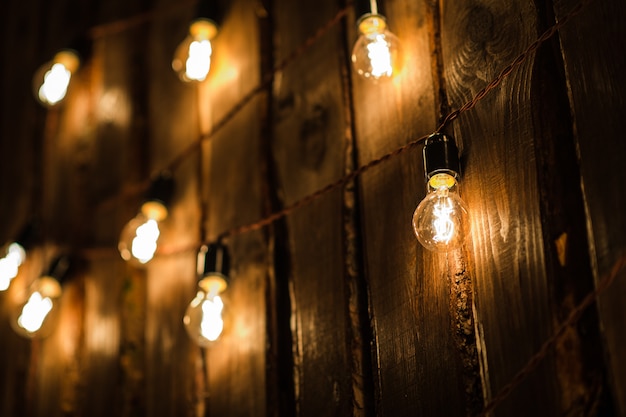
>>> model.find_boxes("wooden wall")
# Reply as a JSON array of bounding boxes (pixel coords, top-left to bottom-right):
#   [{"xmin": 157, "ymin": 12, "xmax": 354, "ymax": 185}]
[{"xmin": 0, "ymin": 0, "xmax": 625, "ymax": 416}]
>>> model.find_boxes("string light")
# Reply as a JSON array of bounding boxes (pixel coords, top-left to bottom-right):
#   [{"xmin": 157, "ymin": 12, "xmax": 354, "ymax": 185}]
[
  {"xmin": 172, "ymin": 1, "xmax": 222, "ymax": 82},
  {"xmin": 118, "ymin": 172, "xmax": 175, "ymax": 266},
  {"xmin": 0, "ymin": 223, "xmax": 38, "ymax": 292},
  {"xmin": 33, "ymin": 49, "xmax": 80, "ymax": 107},
  {"xmin": 183, "ymin": 243, "xmax": 230, "ymax": 346},
  {"xmin": 11, "ymin": 255, "xmax": 72, "ymax": 338},
  {"xmin": 351, "ymin": 0, "xmax": 401, "ymax": 80},
  {"xmin": 412, "ymin": 133, "xmax": 469, "ymax": 252}
]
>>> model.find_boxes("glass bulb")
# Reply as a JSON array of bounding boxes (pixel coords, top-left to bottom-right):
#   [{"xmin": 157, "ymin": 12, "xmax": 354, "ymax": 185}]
[
  {"xmin": 0, "ymin": 242, "xmax": 26, "ymax": 291},
  {"xmin": 351, "ymin": 14, "xmax": 401, "ymax": 80},
  {"xmin": 33, "ymin": 50, "xmax": 80, "ymax": 107},
  {"xmin": 412, "ymin": 173, "xmax": 469, "ymax": 252},
  {"xmin": 11, "ymin": 276, "xmax": 62, "ymax": 338},
  {"xmin": 172, "ymin": 19, "xmax": 218, "ymax": 82},
  {"xmin": 118, "ymin": 201, "xmax": 168, "ymax": 266},
  {"xmin": 183, "ymin": 274, "xmax": 227, "ymax": 347}
]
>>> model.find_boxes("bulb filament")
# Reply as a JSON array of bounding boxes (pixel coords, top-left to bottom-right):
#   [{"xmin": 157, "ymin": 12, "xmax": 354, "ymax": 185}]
[
  {"xmin": 17, "ymin": 292, "xmax": 53, "ymax": 333},
  {"xmin": 200, "ymin": 294, "xmax": 224, "ymax": 342},
  {"xmin": 432, "ymin": 188, "xmax": 455, "ymax": 244},
  {"xmin": 131, "ymin": 218, "xmax": 160, "ymax": 263},
  {"xmin": 185, "ymin": 40, "xmax": 212, "ymax": 81},
  {"xmin": 367, "ymin": 34, "xmax": 393, "ymax": 78},
  {"xmin": 39, "ymin": 63, "xmax": 72, "ymax": 105}
]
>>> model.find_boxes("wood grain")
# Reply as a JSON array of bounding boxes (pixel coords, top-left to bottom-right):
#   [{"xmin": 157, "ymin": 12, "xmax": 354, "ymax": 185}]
[
  {"xmin": 553, "ymin": 0, "xmax": 626, "ymax": 414},
  {"xmin": 441, "ymin": 0, "xmax": 561, "ymax": 415},
  {"xmin": 271, "ymin": 0, "xmax": 354, "ymax": 415}
]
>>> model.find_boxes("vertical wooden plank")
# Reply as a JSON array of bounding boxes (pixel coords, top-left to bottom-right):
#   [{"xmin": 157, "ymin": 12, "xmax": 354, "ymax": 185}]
[
  {"xmin": 198, "ymin": 0, "xmax": 268, "ymax": 416},
  {"xmin": 441, "ymin": 0, "xmax": 565, "ymax": 415},
  {"xmin": 553, "ymin": 0, "xmax": 626, "ymax": 414},
  {"xmin": 271, "ymin": 0, "xmax": 354, "ymax": 415},
  {"xmin": 143, "ymin": 1, "xmax": 200, "ymax": 416},
  {"xmin": 351, "ymin": 0, "xmax": 477, "ymax": 415}
]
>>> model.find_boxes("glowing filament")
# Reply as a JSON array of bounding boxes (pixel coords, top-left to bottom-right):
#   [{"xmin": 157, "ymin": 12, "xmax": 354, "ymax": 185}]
[
  {"xmin": 200, "ymin": 295, "xmax": 224, "ymax": 342},
  {"xmin": 38, "ymin": 63, "xmax": 72, "ymax": 105},
  {"xmin": 17, "ymin": 292, "xmax": 53, "ymax": 333},
  {"xmin": 432, "ymin": 190, "xmax": 455, "ymax": 243},
  {"xmin": 0, "ymin": 243, "xmax": 26, "ymax": 291},
  {"xmin": 131, "ymin": 219, "xmax": 160, "ymax": 263},
  {"xmin": 185, "ymin": 40, "xmax": 212, "ymax": 81},
  {"xmin": 367, "ymin": 35, "xmax": 393, "ymax": 78}
]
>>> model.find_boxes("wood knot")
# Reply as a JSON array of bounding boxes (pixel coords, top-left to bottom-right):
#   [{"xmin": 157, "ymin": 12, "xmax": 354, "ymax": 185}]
[
  {"xmin": 298, "ymin": 104, "xmax": 328, "ymax": 169},
  {"xmin": 466, "ymin": 6, "xmax": 494, "ymax": 44}
]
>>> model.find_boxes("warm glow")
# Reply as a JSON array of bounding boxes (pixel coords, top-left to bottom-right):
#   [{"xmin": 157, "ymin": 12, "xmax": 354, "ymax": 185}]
[
  {"xmin": 366, "ymin": 34, "xmax": 393, "ymax": 78},
  {"xmin": 185, "ymin": 40, "xmax": 212, "ymax": 81},
  {"xmin": 413, "ymin": 174, "xmax": 469, "ymax": 252},
  {"xmin": 131, "ymin": 218, "xmax": 160, "ymax": 264},
  {"xmin": 17, "ymin": 292, "xmax": 53, "ymax": 333},
  {"xmin": 0, "ymin": 243, "xmax": 26, "ymax": 291},
  {"xmin": 351, "ymin": 14, "xmax": 401, "ymax": 80},
  {"xmin": 200, "ymin": 295, "xmax": 224, "ymax": 342},
  {"xmin": 38, "ymin": 63, "xmax": 72, "ymax": 105}
]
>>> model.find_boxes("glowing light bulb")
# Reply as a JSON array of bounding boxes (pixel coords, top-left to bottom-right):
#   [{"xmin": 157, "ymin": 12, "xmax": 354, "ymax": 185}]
[
  {"xmin": 0, "ymin": 243, "xmax": 27, "ymax": 291},
  {"xmin": 33, "ymin": 50, "xmax": 80, "ymax": 107},
  {"xmin": 184, "ymin": 244, "xmax": 229, "ymax": 347},
  {"xmin": 118, "ymin": 173, "xmax": 174, "ymax": 266},
  {"xmin": 412, "ymin": 134, "xmax": 470, "ymax": 252},
  {"xmin": 351, "ymin": 14, "xmax": 401, "ymax": 80},
  {"xmin": 172, "ymin": 19, "xmax": 218, "ymax": 82},
  {"xmin": 11, "ymin": 255, "xmax": 71, "ymax": 339}
]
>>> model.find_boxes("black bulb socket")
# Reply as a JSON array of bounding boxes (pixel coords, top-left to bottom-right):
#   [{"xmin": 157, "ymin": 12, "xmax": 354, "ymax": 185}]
[
  {"xmin": 145, "ymin": 172, "xmax": 175, "ymax": 208},
  {"xmin": 44, "ymin": 254, "xmax": 73, "ymax": 286},
  {"xmin": 423, "ymin": 133, "xmax": 461, "ymax": 180},
  {"xmin": 355, "ymin": 0, "xmax": 385, "ymax": 19},
  {"xmin": 197, "ymin": 243, "xmax": 230, "ymax": 282}
]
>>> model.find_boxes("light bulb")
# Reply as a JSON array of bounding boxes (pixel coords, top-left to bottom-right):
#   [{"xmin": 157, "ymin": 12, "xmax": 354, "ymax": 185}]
[
  {"xmin": 184, "ymin": 244, "xmax": 230, "ymax": 346},
  {"xmin": 118, "ymin": 173, "xmax": 175, "ymax": 266},
  {"xmin": 0, "ymin": 223, "xmax": 36, "ymax": 291},
  {"xmin": 11, "ymin": 255, "xmax": 71, "ymax": 339},
  {"xmin": 412, "ymin": 133, "xmax": 470, "ymax": 252},
  {"xmin": 413, "ymin": 174, "xmax": 469, "ymax": 252},
  {"xmin": 0, "ymin": 242, "xmax": 26, "ymax": 291},
  {"xmin": 118, "ymin": 203, "xmax": 167, "ymax": 266},
  {"xmin": 351, "ymin": 14, "xmax": 401, "ymax": 80},
  {"xmin": 33, "ymin": 50, "xmax": 80, "ymax": 107},
  {"xmin": 172, "ymin": 19, "xmax": 218, "ymax": 82}
]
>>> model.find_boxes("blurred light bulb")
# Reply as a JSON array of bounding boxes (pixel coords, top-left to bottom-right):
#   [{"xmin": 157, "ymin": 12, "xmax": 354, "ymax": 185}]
[
  {"xmin": 412, "ymin": 133, "xmax": 470, "ymax": 252},
  {"xmin": 184, "ymin": 244, "xmax": 229, "ymax": 347},
  {"xmin": 351, "ymin": 14, "xmax": 401, "ymax": 80},
  {"xmin": 0, "ymin": 243, "xmax": 27, "ymax": 291},
  {"xmin": 172, "ymin": 19, "xmax": 218, "ymax": 82},
  {"xmin": 33, "ymin": 50, "xmax": 80, "ymax": 107},
  {"xmin": 118, "ymin": 173, "xmax": 175, "ymax": 266},
  {"xmin": 11, "ymin": 255, "xmax": 71, "ymax": 339},
  {"xmin": 118, "ymin": 203, "xmax": 167, "ymax": 266}
]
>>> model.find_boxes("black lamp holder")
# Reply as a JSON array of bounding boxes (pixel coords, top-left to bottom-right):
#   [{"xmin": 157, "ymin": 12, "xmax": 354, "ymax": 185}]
[
  {"xmin": 195, "ymin": 0, "xmax": 223, "ymax": 26},
  {"xmin": 145, "ymin": 172, "xmax": 175, "ymax": 208},
  {"xmin": 197, "ymin": 242, "xmax": 230, "ymax": 282},
  {"xmin": 44, "ymin": 254, "xmax": 73, "ymax": 285},
  {"xmin": 423, "ymin": 133, "xmax": 461, "ymax": 181},
  {"xmin": 355, "ymin": 0, "xmax": 385, "ymax": 19}
]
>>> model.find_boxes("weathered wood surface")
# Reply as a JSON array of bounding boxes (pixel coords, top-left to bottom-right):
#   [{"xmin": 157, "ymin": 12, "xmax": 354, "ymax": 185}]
[
  {"xmin": 198, "ymin": 0, "xmax": 268, "ymax": 416},
  {"xmin": 351, "ymin": 0, "xmax": 477, "ymax": 415},
  {"xmin": 271, "ymin": 0, "xmax": 356, "ymax": 415},
  {"xmin": 441, "ymin": 0, "xmax": 563, "ymax": 415},
  {"xmin": 1, "ymin": 0, "xmax": 625, "ymax": 416},
  {"xmin": 554, "ymin": 0, "xmax": 626, "ymax": 414}
]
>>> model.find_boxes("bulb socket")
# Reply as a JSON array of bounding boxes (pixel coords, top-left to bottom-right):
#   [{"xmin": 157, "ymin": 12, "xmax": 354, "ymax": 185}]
[
  {"xmin": 196, "ymin": 0, "xmax": 223, "ymax": 28},
  {"xmin": 43, "ymin": 255, "xmax": 73, "ymax": 286},
  {"xmin": 13, "ymin": 221, "xmax": 39, "ymax": 250},
  {"xmin": 423, "ymin": 133, "xmax": 460, "ymax": 181},
  {"xmin": 355, "ymin": 0, "xmax": 385, "ymax": 21},
  {"xmin": 197, "ymin": 243, "xmax": 230, "ymax": 282},
  {"xmin": 144, "ymin": 172, "xmax": 175, "ymax": 213}
]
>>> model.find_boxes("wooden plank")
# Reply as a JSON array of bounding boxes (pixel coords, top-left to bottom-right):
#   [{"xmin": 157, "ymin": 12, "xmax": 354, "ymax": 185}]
[
  {"xmin": 553, "ymin": 0, "xmax": 626, "ymax": 414},
  {"xmin": 195, "ymin": 0, "xmax": 268, "ymax": 416},
  {"xmin": 351, "ymin": 0, "xmax": 476, "ymax": 415},
  {"xmin": 271, "ymin": 0, "xmax": 354, "ymax": 415},
  {"xmin": 440, "ymin": 0, "xmax": 566, "ymax": 415}
]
